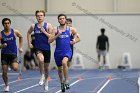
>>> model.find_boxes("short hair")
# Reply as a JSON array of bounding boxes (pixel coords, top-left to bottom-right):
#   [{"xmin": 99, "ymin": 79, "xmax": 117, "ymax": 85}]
[
  {"xmin": 2, "ymin": 18, "xmax": 11, "ymax": 25},
  {"xmin": 101, "ymin": 28, "xmax": 105, "ymax": 33},
  {"xmin": 66, "ymin": 18, "xmax": 72, "ymax": 23},
  {"xmin": 35, "ymin": 10, "xmax": 45, "ymax": 16},
  {"xmin": 57, "ymin": 14, "xmax": 67, "ymax": 20}
]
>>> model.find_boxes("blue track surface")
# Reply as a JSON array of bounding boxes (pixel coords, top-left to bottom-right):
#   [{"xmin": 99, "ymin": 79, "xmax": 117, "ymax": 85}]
[{"xmin": 0, "ymin": 69, "xmax": 139, "ymax": 93}]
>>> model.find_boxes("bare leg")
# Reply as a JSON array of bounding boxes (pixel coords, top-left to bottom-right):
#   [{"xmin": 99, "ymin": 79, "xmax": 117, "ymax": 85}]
[
  {"xmin": 62, "ymin": 57, "xmax": 70, "ymax": 90},
  {"xmin": 98, "ymin": 54, "xmax": 101, "ymax": 68},
  {"xmin": 2, "ymin": 65, "xmax": 8, "ymax": 86},
  {"xmin": 58, "ymin": 66, "xmax": 63, "ymax": 83},
  {"xmin": 44, "ymin": 63, "xmax": 50, "ymax": 80},
  {"xmin": 67, "ymin": 61, "xmax": 71, "ymax": 68},
  {"xmin": 44, "ymin": 63, "xmax": 50, "ymax": 91},
  {"xmin": 33, "ymin": 53, "xmax": 39, "ymax": 68},
  {"xmin": 2, "ymin": 64, "xmax": 10, "ymax": 92},
  {"xmin": 58, "ymin": 66, "xmax": 66, "ymax": 92},
  {"xmin": 37, "ymin": 53, "xmax": 45, "ymax": 85},
  {"xmin": 37, "ymin": 53, "xmax": 44, "ymax": 75},
  {"xmin": 98, "ymin": 54, "xmax": 101, "ymax": 62},
  {"xmin": 103, "ymin": 56, "xmax": 106, "ymax": 65},
  {"xmin": 3, "ymin": 62, "xmax": 18, "ymax": 85},
  {"xmin": 62, "ymin": 57, "xmax": 69, "ymax": 82}
]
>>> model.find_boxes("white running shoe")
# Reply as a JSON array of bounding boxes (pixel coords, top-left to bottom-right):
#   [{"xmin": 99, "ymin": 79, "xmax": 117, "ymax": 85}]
[
  {"xmin": 4, "ymin": 85, "xmax": 9, "ymax": 92},
  {"xmin": 39, "ymin": 74, "xmax": 45, "ymax": 85},
  {"xmin": 44, "ymin": 80, "xmax": 48, "ymax": 91}
]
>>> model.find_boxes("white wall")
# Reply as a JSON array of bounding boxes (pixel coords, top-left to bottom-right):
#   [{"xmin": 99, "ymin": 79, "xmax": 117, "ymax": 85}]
[
  {"xmin": 1, "ymin": 0, "xmax": 140, "ymax": 14},
  {"xmin": 71, "ymin": 14, "xmax": 140, "ymax": 69},
  {"xmin": 47, "ymin": 0, "xmax": 114, "ymax": 13},
  {"xmin": 0, "ymin": 14, "xmax": 140, "ymax": 69},
  {"xmin": 47, "ymin": 0, "xmax": 140, "ymax": 13},
  {"xmin": 0, "ymin": 0, "xmax": 45, "ymax": 14},
  {"xmin": 117, "ymin": 0, "xmax": 140, "ymax": 12}
]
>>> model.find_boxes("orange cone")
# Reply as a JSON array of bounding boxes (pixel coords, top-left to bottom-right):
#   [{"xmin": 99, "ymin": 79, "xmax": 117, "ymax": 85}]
[
  {"xmin": 108, "ymin": 75, "xmax": 112, "ymax": 80},
  {"xmin": 17, "ymin": 75, "xmax": 21, "ymax": 80},
  {"xmin": 78, "ymin": 76, "xmax": 82, "ymax": 80},
  {"xmin": 47, "ymin": 76, "xmax": 51, "ymax": 81}
]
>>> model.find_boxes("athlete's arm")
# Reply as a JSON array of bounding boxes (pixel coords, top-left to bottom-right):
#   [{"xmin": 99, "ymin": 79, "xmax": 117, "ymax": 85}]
[
  {"xmin": 14, "ymin": 29, "xmax": 23, "ymax": 53},
  {"xmin": 70, "ymin": 27, "xmax": 80, "ymax": 44},
  {"xmin": 27, "ymin": 24, "xmax": 34, "ymax": 48},
  {"xmin": 96, "ymin": 36, "xmax": 99, "ymax": 50},
  {"xmin": 40, "ymin": 23, "xmax": 52, "ymax": 38},
  {"xmin": 48, "ymin": 27, "xmax": 61, "ymax": 43},
  {"xmin": 106, "ymin": 37, "xmax": 109, "ymax": 52},
  {"xmin": 0, "ymin": 33, "xmax": 7, "ymax": 49}
]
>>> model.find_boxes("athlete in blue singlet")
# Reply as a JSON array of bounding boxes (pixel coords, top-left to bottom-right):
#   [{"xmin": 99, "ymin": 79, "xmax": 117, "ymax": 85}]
[
  {"xmin": 54, "ymin": 26, "xmax": 72, "ymax": 66},
  {"xmin": 66, "ymin": 18, "xmax": 80, "ymax": 68},
  {"xmin": 0, "ymin": 18, "xmax": 23, "ymax": 92},
  {"xmin": 27, "ymin": 10, "xmax": 53, "ymax": 91},
  {"xmin": 48, "ymin": 14, "xmax": 80, "ymax": 92}
]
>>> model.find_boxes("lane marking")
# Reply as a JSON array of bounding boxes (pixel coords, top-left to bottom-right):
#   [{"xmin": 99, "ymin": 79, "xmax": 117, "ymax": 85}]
[
  {"xmin": 0, "ymin": 73, "xmax": 19, "ymax": 75},
  {"xmin": 96, "ymin": 75, "xmax": 137, "ymax": 93},
  {"xmin": 13, "ymin": 79, "xmax": 81, "ymax": 93},
  {"xmin": 97, "ymin": 79, "xmax": 111, "ymax": 93},
  {"xmin": 14, "ymin": 84, "xmax": 39, "ymax": 93},
  {"xmin": 0, "ymin": 80, "xmax": 19, "ymax": 86},
  {"xmin": 55, "ymin": 79, "xmax": 81, "ymax": 93},
  {"xmin": 91, "ymin": 78, "xmax": 108, "ymax": 93},
  {"xmin": 0, "ymin": 77, "xmax": 39, "ymax": 86},
  {"xmin": 0, "ymin": 75, "xmax": 137, "ymax": 87}
]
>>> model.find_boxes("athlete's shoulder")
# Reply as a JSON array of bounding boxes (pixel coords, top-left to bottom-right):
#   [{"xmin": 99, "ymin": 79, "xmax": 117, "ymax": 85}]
[
  {"xmin": 13, "ymin": 29, "xmax": 21, "ymax": 35},
  {"xmin": 29, "ymin": 24, "xmax": 36, "ymax": 31},
  {"xmin": 53, "ymin": 26, "xmax": 58, "ymax": 33},
  {"xmin": 53, "ymin": 26, "xmax": 58, "ymax": 30},
  {"xmin": 0, "ymin": 31, "xmax": 2, "ymax": 39},
  {"xmin": 13, "ymin": 29, "xmax": 18, "ymax": 32},
  {"xmin": 47, "ymin": 22, "xmax": 52, "ymax": 26},
  {"xmin": 12, "ymin": 28, "xmax": 20, "ymax": 33},
  {"xmin": 70, "ymin": 26, "xmax": 77, "ymax": 31},
  {"xmin": 31, "ymin": 24, "xmax": 35, "ymax": 28},
  {"xmin": 47, "ymin": 23, "xmax": 53, "ymax": 28},
  {"xmin": 98, "ymin": 35, "xmax": 102, "ymax": 38}
]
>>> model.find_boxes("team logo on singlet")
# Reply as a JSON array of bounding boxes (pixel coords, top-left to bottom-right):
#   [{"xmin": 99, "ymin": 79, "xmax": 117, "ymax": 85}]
[
  {"xmin": 59, "ymin": 34, "xmax": 69, "ymax": 38},
  {"xmin": 34, "ymin": 30, "xmax": 42, "ymax": 34},
  {"xmin": 3, "ymin": 37, "xmax": 14, "ymax": 41}
]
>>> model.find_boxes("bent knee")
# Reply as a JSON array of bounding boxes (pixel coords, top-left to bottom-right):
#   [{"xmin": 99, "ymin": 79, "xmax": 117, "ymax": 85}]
[
  {"xmin": 12, "ymin": 63, "xmax": 19, "ymax": 71},
  {"xmin": 13, "ymin": 67, "xmax": 18, "ymax": 71}
]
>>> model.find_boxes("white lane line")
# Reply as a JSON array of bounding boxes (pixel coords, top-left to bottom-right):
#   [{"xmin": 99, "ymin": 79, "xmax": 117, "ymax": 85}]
[
  {"xmin": 0, "ymin": 73, "xmax": 19, "ymax": 75},
  {"xmin": 13, "ymin": 84, "xmax": 39, "ymax": 93},
  {"xmin": 97, "ymin": 79, "xmax": 111, "ymax": 93},
  {"xmin": 91, "ymin": 78, "xmax": 108, "ymax": 93},
  {"xmin": 0, "ymin": 77, "xmax": 39, "ymax": 87},
  {"xmin": 96, "ymin": 76, "xmax": 136, "ymax": 93},
  {"xmin": 55, "ymin": 79, "xmax": 81, "ymax": 93},
  {"xmin": 0, "ymin": 80, "xmax": 19, "ymax": 86}
]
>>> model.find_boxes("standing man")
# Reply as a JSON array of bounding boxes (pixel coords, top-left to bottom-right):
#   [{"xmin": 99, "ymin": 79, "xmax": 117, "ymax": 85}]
[
  {"xmin": 66, "ymin": 18, "xmax": 80, "ymax": 67},
  {"xmin": 48, "ymin": 14, "xmax": 80, "ymax": 92},
  {"xmin": 27, "ymin": 10, "xmax": 53, "ymax": 91},
  {"xmin": 96, "ymin": 28, "xmax": 109, "ymax": 69},
  {"xmin": 0, "ymin": 18, "xmax": 23, "ymax": 92}
]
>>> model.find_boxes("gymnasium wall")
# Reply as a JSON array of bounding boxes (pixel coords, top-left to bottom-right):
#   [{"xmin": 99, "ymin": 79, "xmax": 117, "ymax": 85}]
[
  {"xmin": 0, "ymin": 14, "xmax": 139, "ymax": 69},
  {"xmin": 1, "ymin": 0, "xmax": 140, "ymax": 14},
  {"xmin": 0, "ymin": 0, "xmax": 140, "ymax": 69}
]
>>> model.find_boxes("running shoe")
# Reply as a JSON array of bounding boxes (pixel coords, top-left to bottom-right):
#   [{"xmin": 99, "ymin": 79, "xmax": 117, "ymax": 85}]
[
  {"xmin": 4, "ymin": 85, "xmax": 9, "ymax": 92},
  {"xmin": 44, "ymin": 80, "xmax": 48, "ymax": 91},
  {"xmin": 61, "ymin": 83, "xmax": 65, "ymax": 92},
  {"xmin": 65, "ymin": 81, "xmax": 70, "ymax": 90},
  {"xmin": 39, "ymin": 74, "xmax": 45, "ymax": 85}
]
